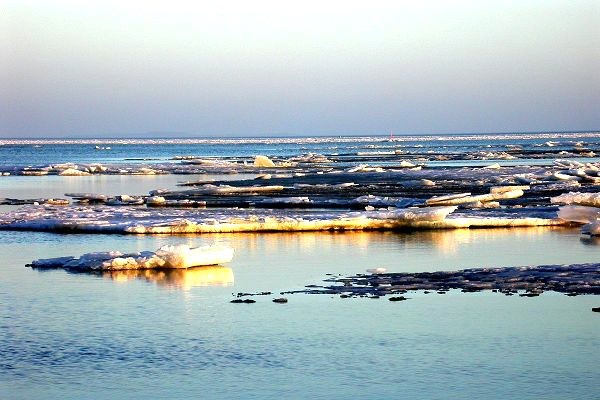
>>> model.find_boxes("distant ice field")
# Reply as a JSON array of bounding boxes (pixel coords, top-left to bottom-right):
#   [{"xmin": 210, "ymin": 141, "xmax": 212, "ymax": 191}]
[{"xmin": 1, "ymin": 132, "xmax": 599, "ymax": 168}]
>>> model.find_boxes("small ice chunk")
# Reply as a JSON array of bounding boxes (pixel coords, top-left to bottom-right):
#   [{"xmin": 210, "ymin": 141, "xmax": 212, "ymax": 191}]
[
  {"xmin": 552, "ymin": 172, "xmax": 581, "ymax": 181},
  {"xmin": 426, "ymin": 189, "xmax": 523, "ymax": 206},
  {"xmin": 366, "ymin": 267, "xmax": 387, "ymax": 274},
  {"xmin": 254, "ymin": 155, "xmax": 275, "ymax": 167},
  {"xmin": 59, "ymin": 168, "xmax": 91, "ymax": 176},
  {"xmin": 426, "ymin": 193, "xmax": 471, "ymax": 204},
  {"xmin": 65, "ymin": 193, "xmax": 108, "ymax": 202},
  {"xmin": 106, "ymin": 195, "xmax": 144, "ymax": 206},
  {"xmin": 257, "ymin": 197, "xmax": 311, "ymax": 204},
  {"xmin": 86, "ymin": 163, "xmax": 107, "ymax": 173},
  {"xmin": 45, "ymin": 198, "xmax": 70, "ymax": 206},
  {"xmin": 346, "ymin": 165, "xmax": 384, "ymax": 173},
  {"xmin": 483, "ymin": 163, "xmax": 501, "ymax": 169},
  {"xmin": 373, "ymin": 206, "xmax": 458, "ymax": 222},
  {"xmin": 490, "ymin": 185, "xmax": 530, "ymax": 194},
  {"xmin": 146, "ymin": 196, "xmax": 166, "ymax": 205}
]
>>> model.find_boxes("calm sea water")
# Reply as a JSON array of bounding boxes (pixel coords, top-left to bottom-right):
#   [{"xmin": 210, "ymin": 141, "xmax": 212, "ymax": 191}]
[
  {"xmin": 1, "ymin": 228, "xmax": 599, "ymax": 399},
  {"xmin": 1, "ymin": 135, "xmax": 599, "ymax": 399}
]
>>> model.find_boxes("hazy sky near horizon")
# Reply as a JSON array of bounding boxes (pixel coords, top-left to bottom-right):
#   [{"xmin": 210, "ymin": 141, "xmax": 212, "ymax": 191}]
[{"xmin": 1, "ymin": 0, "xmax": 599, "ymax": 138}]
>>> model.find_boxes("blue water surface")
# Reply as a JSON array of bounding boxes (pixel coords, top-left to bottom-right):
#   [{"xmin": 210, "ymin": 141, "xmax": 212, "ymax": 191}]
[{"xmin": 1, "ymin": 229, "xmax": 599, "ymax": 399}]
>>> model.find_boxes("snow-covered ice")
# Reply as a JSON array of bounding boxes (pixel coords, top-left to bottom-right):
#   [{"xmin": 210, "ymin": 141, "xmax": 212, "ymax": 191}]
[{"xmin": 27, "ymin": 244, "xmax": 234, "ymax": 270}]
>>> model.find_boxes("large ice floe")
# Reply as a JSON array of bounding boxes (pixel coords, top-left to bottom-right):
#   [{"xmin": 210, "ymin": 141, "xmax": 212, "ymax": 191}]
[
  {"xmin": 27, "ymin": 244, "xmax": 234, "ymax": 271},
  {"xmin": 0, "ymin": 203, "xmax": 565, "ymax": 234}
]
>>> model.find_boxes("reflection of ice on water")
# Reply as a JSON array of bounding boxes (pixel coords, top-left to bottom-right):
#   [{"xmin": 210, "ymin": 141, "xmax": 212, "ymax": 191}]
[
  {"xmin": 105, "ymin": 265, "xmax": 234, "ymax": 290},
  {"xmin": 580, "ymin": 235, "xmax": 600, "ymax": 246}
]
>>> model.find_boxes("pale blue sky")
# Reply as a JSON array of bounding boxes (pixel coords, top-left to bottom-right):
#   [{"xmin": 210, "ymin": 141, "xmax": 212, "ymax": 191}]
[{"xmin": 1, "ymin": 0, "xmax": 599, "ymax": 137}]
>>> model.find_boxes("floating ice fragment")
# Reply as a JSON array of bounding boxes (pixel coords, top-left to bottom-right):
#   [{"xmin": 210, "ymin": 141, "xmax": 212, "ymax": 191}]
[
  {"xmin": 426, "ymin": 188, "xmax": 524, "ymax": 206},
  {"xmin": 366, "ymin": 267, "xmax": 387, "ymax": 274},
  {"xmin": 59, "ymin": 168, "xmax": 91, "ymax": 176},
  {"xmin": 22, "ymin": 169, "xmax": 49, "ymax": 176},
  {"xmin": 45, "ymin": 198, "xmax": 70, "ymax": 206},
  {"xmin": 346, "ymin": 165, "xmax": 385, "ymax": 173},
  {"xmin": 65, "ymin": 193, "xmax": 109, "ymax": 202},
  {"xmin": 145, "ymin": 196, "xmax": 166, "ymax": 205},
  {"xmin": 483, "ymin": 163, "xmax": 501, "ymax": 169},
  {"xmin": 288, "ymin": 153, "xmax": 331, "ymax": 163},
  {"xmin": 106, "ymin": 195, "xmax": 144, "ymax": 206},
  {"xmin": 86, "ymin": 163, "xmax": 107, "ymax": 173},
  {"xmin": 27, "ymin": 245, "xmax": 234, "ymax": 271},
  {"xmin": 254, "ymin": 155, "xmax": 275, "ymax": 167},
  {"xmin": 255, "ymin": 197, "xmax": 311, "ymax": 205},
  {"xmin": 552, "ymin": 172, "xmax": 581, "ymax": 181},
  {"xmin": 399, "ymin": 160, "xmax": 416, "ymax": 168},
  {"xmin": 551, "ymin": 192, "xmax": 600, "ymax": 208},
  {"xmin": 353, "ymin": 195, "xmax": 419, "ymax": 208},
  {"xmin": 490, "ymin": 185, "xmax": 530, "ymax": 194},
  {"xmin": 426, "ymin": 193, "xmax": 471, "ymax": 204}
]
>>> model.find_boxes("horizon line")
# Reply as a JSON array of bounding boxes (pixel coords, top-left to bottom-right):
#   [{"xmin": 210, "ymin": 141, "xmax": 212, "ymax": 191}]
[{"xmin": 1, "ymin": 129, "xmax": 599, "ymax": 140}]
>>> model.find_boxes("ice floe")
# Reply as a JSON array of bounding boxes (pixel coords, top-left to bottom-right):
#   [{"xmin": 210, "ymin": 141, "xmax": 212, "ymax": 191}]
[
  {"xmin": 59, "ymin": 168, "xmax": 91, "ymax": 176},
  {"xmin": 278, "ymin": 263, "xmax": 600, "ymax": 297},
  {"xmin": 253, "ymin": 155, "xmax": 276, "ymax": 167},
  {"xmin": 0, "ymin": 204, "xmax": 566, "ymax": 234},
  {"xmin": 557, "ymin": 205, "xmax": 600, "ymax": 223},
  {"xmin": 552, "ymin": 192, "xmax": 600, "ymax": 207},
  {"xmin": 425, "ymin": 187, "xmax": 525, "ymax": 206},
  {"xmin": 27, "ymin": 244, "xmax": 234, "ymax": 271}
]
